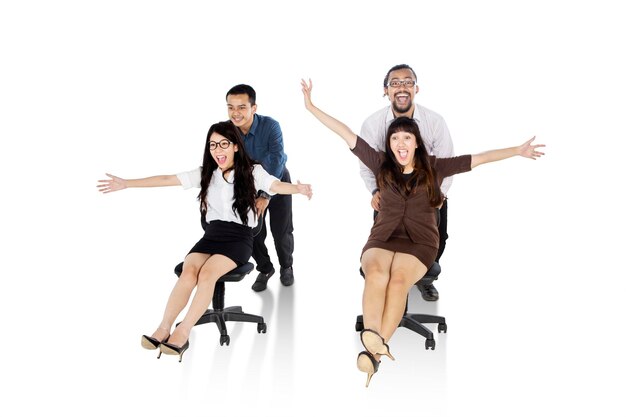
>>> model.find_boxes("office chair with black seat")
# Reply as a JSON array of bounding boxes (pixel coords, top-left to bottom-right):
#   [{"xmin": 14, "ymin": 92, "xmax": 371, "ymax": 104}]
[
  {"xmin": 355, "ymin": 261, "xmax": 447, "ymax": 350},
  {"xmin": 173, "ymin": 261, "xmax": 266, "ymax": 347},
  {"xmin": 171, "ymin": 212, "xmax": 268, "ymax": 347}
]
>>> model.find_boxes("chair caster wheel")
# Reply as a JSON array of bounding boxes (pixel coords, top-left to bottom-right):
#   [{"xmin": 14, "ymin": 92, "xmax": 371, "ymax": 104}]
[
  {"xmin": 438, "ymin": 323, "xmax": 447, "ymax": 333},
  {"xmin": 355, "ymin": 322, "xmax": 364, "ymax": 332},
  {"xmin": 220, "ymin": 335, "xmax": 230, "ymax": 346},
  {"xmin": 257, "ymin": 323, "xmax": 267, "ymax": 333},
  {"xmin": 425, "ymin": 339, "xmax": 436, "ymax": 350}
]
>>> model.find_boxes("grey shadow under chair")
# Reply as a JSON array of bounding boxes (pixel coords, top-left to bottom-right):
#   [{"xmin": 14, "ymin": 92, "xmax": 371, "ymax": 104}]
[
  {"xmin": 355, "ymin": 262, "xmax": 447, "ymax": 350},
  {"xmin": 174, "ymin": 261, "xmax": 267, "ymax": 346}
]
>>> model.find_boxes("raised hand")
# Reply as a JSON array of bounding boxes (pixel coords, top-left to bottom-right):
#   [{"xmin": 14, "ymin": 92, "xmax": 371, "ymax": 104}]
[
  {"xmin": 97, "ymin": 173, "xmax": 127, "ymax": 194},
  {"xmin": 296, "ymin": 180, "xmax": 313, "ymax": 200},
  {"xmin": 300, "ymin": 78, "xmax": 314, "ymax": 111},
  {"xmin": 518, "ymin": 137, "xmax": 546, "ymax": 160},
  {"xmin": 298, "ymin": 78, "xmax": 358, "ymax": 148}
]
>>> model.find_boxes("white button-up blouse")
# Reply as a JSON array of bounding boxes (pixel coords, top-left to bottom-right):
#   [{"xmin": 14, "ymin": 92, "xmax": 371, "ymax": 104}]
[{"xmin": 176, "ymin": 164, "xmax": 278, "ymax": 229}]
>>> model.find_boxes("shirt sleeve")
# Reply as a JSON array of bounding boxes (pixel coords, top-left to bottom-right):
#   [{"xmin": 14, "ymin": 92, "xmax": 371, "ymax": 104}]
[
  {"xmin": 176, "ymin": 167, "xmax": 202, "ymax": 189},
  {"xmin": 351, "ymin": 136, "xmax": 384, "ymax": 177},
  {"xmin": 431, "ymin": 115, "xmax": 455, "ymax": 194},
  {"xmin": 253, "ymin": 164, "xmax": 279, "ymax": 196},
  {"xmin": 358, "ymin": 118, "xmax": 383, "ymax": 193},
  {"xmin": 433, "ymin": 155, "xmax": 472, "ymax": 180},
  {"xmin": 262, "ymin": 120, "xmax": 287, "ymax": 179}
]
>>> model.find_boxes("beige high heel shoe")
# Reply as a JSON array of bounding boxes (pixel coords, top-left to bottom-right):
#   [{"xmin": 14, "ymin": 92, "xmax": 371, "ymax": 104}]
[
  {"xmin": 357, "ymin": 351, "xmax": 380, "ymax": 387},
  {"xmin": 159, "ymin": 340, "xmax": 190, "ymax": 363},
  {"xmin": 360, "ymin": 329, "xmax": 395, "ymax": 360}
]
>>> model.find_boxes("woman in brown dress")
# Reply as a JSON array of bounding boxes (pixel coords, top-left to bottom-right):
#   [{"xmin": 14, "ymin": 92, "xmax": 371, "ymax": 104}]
[{"xmin": 301, "ymin": 79, "xmax": 545, "ymax": 386}]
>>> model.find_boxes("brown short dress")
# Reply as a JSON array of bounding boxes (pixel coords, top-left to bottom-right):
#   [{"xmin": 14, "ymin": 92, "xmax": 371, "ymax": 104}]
[{"xmin": 353, "ymin": 136, "xmax": 472, "ymax": 267}]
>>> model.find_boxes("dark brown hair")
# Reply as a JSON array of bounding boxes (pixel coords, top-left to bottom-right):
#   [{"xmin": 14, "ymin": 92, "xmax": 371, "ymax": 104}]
[{"xmin": 376, "ymin": 117, "xmax": 443, "ymax": 207}]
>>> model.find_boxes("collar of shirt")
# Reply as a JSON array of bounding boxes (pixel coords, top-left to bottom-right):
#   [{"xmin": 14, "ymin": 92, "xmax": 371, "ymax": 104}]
[
  {"xmin": 242, "ymin": 114, "xmax": 259, "ymax": 139},
  {"xmin": 221, "ymin": 169, "xmax": 234, "ymax": 183},
  {"xmin": 385, "ymin": 105, "xmax": 422, "ymax": 125}
]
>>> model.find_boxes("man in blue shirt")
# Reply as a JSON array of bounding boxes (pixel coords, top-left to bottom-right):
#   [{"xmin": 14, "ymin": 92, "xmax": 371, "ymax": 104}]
[{"xmin": 226, "ymin": 84, "xmax": 294, "ymax": 291}]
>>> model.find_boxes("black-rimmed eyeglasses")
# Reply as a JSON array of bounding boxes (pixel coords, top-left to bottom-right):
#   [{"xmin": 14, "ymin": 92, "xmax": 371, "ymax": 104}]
[
  {"xmin": 209, "ymin": 140, "xmax": 233, "ymax": 151},
  {"xmin": 388, "ymin": 80, "xmax": 417, "ymax": 88}
]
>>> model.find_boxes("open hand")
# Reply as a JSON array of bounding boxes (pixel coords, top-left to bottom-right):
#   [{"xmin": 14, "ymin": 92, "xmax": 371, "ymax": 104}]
[
  {"xmin": 300, "ymin": 78, "xmax": 314, "ymax": 111},
  {"xmin": 296, "ymin": 180, "xmax": 313, "ymax": 200},
  {"xmin": 518, "ymin": 137, "xmax": 546, "ymax": 160},
  {"xmin": 97, "ymin": 173, "xmax": 127, "ymax": 193}
]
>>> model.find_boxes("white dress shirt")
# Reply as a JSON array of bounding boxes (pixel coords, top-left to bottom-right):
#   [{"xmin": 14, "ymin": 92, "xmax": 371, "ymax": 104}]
[
  {"xmin": 359, "ymin": 104, "xmax": 455, "ymax": 195},
  {"xmin": 176, "ymin": 164, "xmax": 278, "ymax": 228}
]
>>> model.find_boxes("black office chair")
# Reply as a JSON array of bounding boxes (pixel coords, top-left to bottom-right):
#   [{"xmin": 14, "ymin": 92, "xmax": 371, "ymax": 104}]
[
  {"xmin": 355, "ymin": 262, "xmax": 447, "ymax": 350},
  {"xmin": 174, "ymin": 261, "xmax": 267, "ymax": 346}
]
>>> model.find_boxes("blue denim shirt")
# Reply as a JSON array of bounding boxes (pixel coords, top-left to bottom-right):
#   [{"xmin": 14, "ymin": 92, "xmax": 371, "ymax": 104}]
[{"xmin": 240, "ymin": 114, "xmax": 287, "ymax": 179}]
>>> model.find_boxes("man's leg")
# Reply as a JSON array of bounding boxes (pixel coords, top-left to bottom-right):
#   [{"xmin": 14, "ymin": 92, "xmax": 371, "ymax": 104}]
[
  {"xmin": 436, "ymin": 199, "xmax": 449, "ymax": 263},
  {"xmin": 417, "ymin": 199, "xmax": 448, "ymax": 301},
  {"xmin": 251, "ymin": 212, "xmax": 275, "ymax": 292},
  {"xmin": 269, "ymin": 168, "xmax": 295, "ymax": 286}
]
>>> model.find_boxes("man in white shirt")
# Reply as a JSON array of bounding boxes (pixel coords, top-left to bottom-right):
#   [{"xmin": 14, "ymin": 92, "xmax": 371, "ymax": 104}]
[{"xmin": 359, "ymin": 64, "xmax": 454, "ymax": 301}]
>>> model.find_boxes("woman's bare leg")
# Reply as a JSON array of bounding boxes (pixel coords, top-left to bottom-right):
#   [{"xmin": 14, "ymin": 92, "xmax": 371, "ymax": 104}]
[
  {"xmin": 168, "ymin": 254, "xmax": 237, "ymax": 347},
  {"xmin": 379, "ymin": 252, "xmax": 427, "ymax": 343},
  {"xmin": 150, "ymin": 252, "xmax": 210, "ymax": 341},
  {"xmin": 361, "ymin": 248, "xmax": 394, "ymax": 333}
]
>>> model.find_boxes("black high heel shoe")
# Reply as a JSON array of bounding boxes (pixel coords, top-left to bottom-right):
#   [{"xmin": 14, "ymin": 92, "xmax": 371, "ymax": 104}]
[
  {"xmin": 159, "ymin": 340, "xmax": 190, "ymax": 363},
  {"xmin": 357, "ymin": 351, "xmax": 380, "ymax": 387},
  {"xmin": 360, "ymin": 329, "xmax": 395, "ymax": 360},
  {"xmin": 141, "ymin": 335, "xmax": 170, "ymax": 358},
  {"xmin": 141, "ymin": 335, "xmax": 161, "ymax": 350}
]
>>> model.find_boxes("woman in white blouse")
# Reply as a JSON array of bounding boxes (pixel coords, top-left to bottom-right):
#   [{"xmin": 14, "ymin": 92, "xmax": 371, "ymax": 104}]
[{"xmin": 98, "ymin": 121, "xmax": 312, "ymax": 361}]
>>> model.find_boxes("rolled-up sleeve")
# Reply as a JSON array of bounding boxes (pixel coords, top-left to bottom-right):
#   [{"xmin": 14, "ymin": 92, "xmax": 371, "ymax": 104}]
[
  {"xmin": 253, "ymin": 164, "xmax": 279, "ymax": 195},
  {"xmin": 431, "ymin": 117, "xmax": 455, "ymax": 194},
  {"xmin": 176, "ymin": 167, "xmax": 202, "ymax": 189},
  {"xmin": 358, "ymin": 119, "xmax": 382, "ymax": 193},
  {"xmin": 433, "ymin": 155, "xmax": 472, "ymax": 179},
  {"xmin": 263, "ymin": 120, "xmax": 287, "ymax": 179},
  {"xmin": 352, "ymin": 136, "xmax": 384, "ymax": 176}
]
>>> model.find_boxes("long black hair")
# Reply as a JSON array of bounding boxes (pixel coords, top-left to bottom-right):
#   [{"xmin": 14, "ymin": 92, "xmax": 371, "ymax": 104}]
[
  {"xmin": 198, "ymin": 121, "xmax": 257, "ymax": 225},
  {"xmin": 376, "ymin": 117, "xmax": 443, "ymax": 207}
]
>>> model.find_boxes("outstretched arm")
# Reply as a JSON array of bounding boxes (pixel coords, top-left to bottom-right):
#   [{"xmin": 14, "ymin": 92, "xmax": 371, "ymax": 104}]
[
  {"xmin": 270, "ymin": 180, "xmax": 313, "ymax": 200},
  {"xmin": 301, "ymin": 79, "xmax": 357, "ymax": 149},
  {"xmin": 97, "ymin": 173, "xmax": 181, "ymax": 194},
  {"xmin": 471, "ymin": 137, "xmax": 545, "ymax": 169}
]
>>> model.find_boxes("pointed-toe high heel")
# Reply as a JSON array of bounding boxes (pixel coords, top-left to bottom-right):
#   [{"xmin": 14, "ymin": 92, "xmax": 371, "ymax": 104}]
[
  {"xmin": 141, "ymin": 335, "xmax": 161, "ymax": 350},
  {"xmin": 357, "ymin": 351, "xmax": 380, "ymax": 387},
  {"xmin": 159, "ymin": 340, "xmax": 190, "ymax": 363},
  {"xmin": 360, "ymin": 329, "xmax": 395, "ymax": 361},
  {"xmin": 141, "ymin": 335, "xmax": 170, "ymax": 358}
]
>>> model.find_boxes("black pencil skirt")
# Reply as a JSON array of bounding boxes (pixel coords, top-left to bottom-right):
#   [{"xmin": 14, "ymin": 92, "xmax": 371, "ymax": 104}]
[{"xmin": 188, "ymin": 220, "xmax": 253, "ymax": 266}]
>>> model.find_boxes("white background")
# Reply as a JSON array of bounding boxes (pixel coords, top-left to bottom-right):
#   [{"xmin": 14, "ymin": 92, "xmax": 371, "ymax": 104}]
[{"xmin": 1, "ymin": 1, "xmax": 625, "ymax": 416}]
